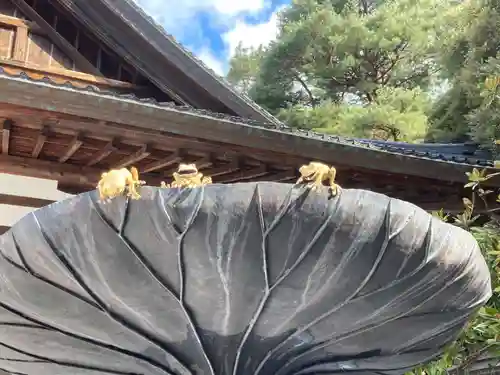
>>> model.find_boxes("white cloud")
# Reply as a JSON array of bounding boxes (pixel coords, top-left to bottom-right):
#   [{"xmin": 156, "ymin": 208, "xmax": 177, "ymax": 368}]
[
  {"xmin": 135, "ymin": 0, "xmax": 269, "ymax": 34},
  {"xmin": 135, "ymin": 0, "xmax": 284, "ymax": 76},
  {"xmin": 194, "ymin": 47, "xmax": 225, "ymax": 76},
  {"xmin": 223, "ymin": 10, "xmax": 281, "ymax": 57},
  {"xmin": 210, "ymin": 0, "xmax": 268, "ymax": 15}
]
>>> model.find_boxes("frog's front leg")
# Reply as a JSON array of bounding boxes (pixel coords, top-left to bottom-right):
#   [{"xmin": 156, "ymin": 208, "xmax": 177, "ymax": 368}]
[
  {"xmin": 171, "ymin": 172, "xmax": 182, "ymax": 187},
  {"xmin": 184, "ymin": 174, "xmax": 201, "ymax": 188},
  {"xmin": 308, "ymin": 171, "xmax": 325, "ymax": 191},
  {"xmin": 327, "ymin": 168, "xmax": 339, "ymax": 197},
  {"xmin": 180, "ymin": 174, "xmax": 202, "ymax": 188},
  {"xmin": 194, "ymin": 173, "xmax": 206, "ymax": 187},
  {"xmin": 170, "ymin": 178, "xmax": 183, "ymax": 188},
  {"xmin": 124, "ymin": 176, "xmax": 141, "ymax": 199},
  {"xmin": 99, "ymin": 190, "xmax": 107, "ymax": 202}
]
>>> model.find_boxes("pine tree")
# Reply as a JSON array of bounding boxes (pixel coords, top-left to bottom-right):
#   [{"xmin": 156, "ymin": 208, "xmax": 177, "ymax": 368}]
[
  {"xmin": 428, "ymin": 0, "xmax": 500, "ymax": 147},
  {"xmin": 227, "ymin": 0, "xmax": 453, "ymax": 141}
]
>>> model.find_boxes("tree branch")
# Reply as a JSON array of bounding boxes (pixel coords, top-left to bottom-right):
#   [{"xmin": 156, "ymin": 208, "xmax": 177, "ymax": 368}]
[{"xmin": 292, "ymin": 70, "xmax": 316, "ymax": 107}]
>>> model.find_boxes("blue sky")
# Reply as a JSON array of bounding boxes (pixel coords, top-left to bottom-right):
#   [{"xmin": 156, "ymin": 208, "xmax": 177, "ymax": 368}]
[{"xmin": 134, "ymin": 0, "xmax": 290, "ymax": 76}]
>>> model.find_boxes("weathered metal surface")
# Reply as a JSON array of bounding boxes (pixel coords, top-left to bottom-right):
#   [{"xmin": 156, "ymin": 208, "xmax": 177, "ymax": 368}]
[{"xmin": 0, "ymin": 183, "xmax": 492, "ymax": 375}]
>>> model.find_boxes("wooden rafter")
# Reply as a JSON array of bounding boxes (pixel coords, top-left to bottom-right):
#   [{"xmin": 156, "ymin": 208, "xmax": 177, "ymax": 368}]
[
  {"xmin": 218, "ymin": 165, "xmax": 268, "ymax": 183},
  {"xmin": 193, "ymin": 156, "xmax": 213, "ymax": 170},
  {"xmin": 252, "ymin": 169, "xmax": 297, "ymax": 182},
  {"xmin": 1, "ymin": 119, "xmax": 11, "ymax": 155},
  {"xmin": 9, "ymin": 0, "xmax": 103, "ymax": 76},
  {"xmin": 114, "ymin": 144, "xmax": 152, "ymax": 168},
  {"xmin": 0, "ymin": 153, "xmax": 97, "ymax": 185},
  {"xmin": 0, "ymin": 153, "xmax": 169, "ymax": 187},
  {"xmin": 32, "ymin": 125, "xmax": 49, "ymax": 158},
  {"xmin": 0, "ymin": 154, "xmax": 287, "ymax": 189},
  {"xmin": 142, "ymin": 149, "xmax": 184, "ymax": 173},
  {"xmin": 59, "ymin": 132, "xmax": 83, "ymax": 163},
  {"xmin": 86, "ymin": 138, "xmax": 117, "ymax": 166},
  {"xmin": 205, "ymin": 160, "xmax": 240, "ymax": 178}
]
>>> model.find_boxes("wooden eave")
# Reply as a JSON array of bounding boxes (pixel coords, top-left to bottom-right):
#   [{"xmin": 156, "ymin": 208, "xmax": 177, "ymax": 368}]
[
  {"xmin": 0, "ymin": 70, "xmax": 496, "ymax": 187},
  {"xmin": 51, "ymin": 0, "xmax": 280, "ymax": 123}
]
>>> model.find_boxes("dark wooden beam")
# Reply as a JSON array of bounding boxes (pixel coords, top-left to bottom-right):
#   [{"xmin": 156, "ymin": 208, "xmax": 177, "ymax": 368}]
[
  {"xmin": 0, "ymin": 104, "xmax": 306, "ymax": 170},
  {"xmin": 9, "ymin": 0, "xmax": 102, "ymax": 76},
  {"xmin": 142, "ymin": 149, "xmax": 183, "ymax": 173},
  {"xmin": 0, "ymin": 153, "xmax": 164, "ymax": 187},
  {"xmin": 86, "ymin": 138, "xmax": 117, "ymax": 166},
  {"xmin": 0, "ymin": 193, "xmax": 55, "ymax": 208},
  {"xmin": 252, "ymin": 169, "xmax": 297, "ymax": 182},
  {"xmin": 205, "ymin": 160, "xmax": 240, "ymax": 178},
  {"xmin": 59, "ymin": 132, "xmax": 83, "ymax": 163},
  {"xmin": 32, "ymin": 125, "xmax": 49, "ymax": 158},
  {"xmin": 0, "ymin": 153, "xmax": 97, "ymax": 185},
  {"xmin": 57, "ymin": 181, "xmax": 90, "ymax": 195},
  {"xmin": 114, "ymin": 144, "xmax": 152, "ymax": 168},
  {"xmin": 217, "ymin": 165, "xmax": 268, "ymax": 183},
  {"xmin": 1, "ymin": 119, "xmax": 11, "ymax": 155},
  {"xmin": 193, "ymin": 156, "xmax": 213, "ymax": 170}
]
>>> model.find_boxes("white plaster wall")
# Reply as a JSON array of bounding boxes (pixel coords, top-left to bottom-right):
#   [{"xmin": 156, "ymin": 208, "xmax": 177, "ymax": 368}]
[{"xmin": 0, "ymin": 173, "xmax": 73, "ymax": 227}]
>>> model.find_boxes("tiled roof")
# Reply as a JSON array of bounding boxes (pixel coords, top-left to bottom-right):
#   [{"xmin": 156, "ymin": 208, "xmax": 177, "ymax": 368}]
[
  {"xmin": 55, "ymin": 0, "xmax": 279, "ymax": 123},
  {"xmin": 0, "ymin": 66, "xmax": 494, "ymax": 168},
  {"xmin": 357, "ymin": 139, "xmax": 493, "ymax": 166}
]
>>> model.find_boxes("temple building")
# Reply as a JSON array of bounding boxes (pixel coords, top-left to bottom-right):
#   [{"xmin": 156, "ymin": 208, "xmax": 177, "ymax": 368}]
[{"xmin": 0, "ymin": 0, "xmax": 498, "ymax": 234}]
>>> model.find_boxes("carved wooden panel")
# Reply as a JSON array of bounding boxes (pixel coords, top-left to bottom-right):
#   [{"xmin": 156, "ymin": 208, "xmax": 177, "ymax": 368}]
[
  {"xmin": 0, "ymin": 0, "xmax": 179, "ymax": 102},
  {"xmin": 0, "ymin": 0, "xmax": 21, "ymax": 60},
  {"xmin": 0, "ymin": 0, "xmax": 73, "ymax": 70}
]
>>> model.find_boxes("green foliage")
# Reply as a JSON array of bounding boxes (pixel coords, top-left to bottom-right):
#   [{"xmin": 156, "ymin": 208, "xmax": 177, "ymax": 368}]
[
  {"xmin": 225, "ymin": 0, "xmax": 500, "ymax": 148},
  {"xmin": 467, "ymin": 65, "xmax": 500, "ymax": 149},
  {"xmin": 277, "ymin": 87, "xmax": 430, "ymax": 141},
  {"xmin": 226, "ymin": 43, "xmax": 266, "ymax": 94},
  {"xmin": 411, "ymin": 169, "xmax": 500, "ymax": 375},
  {"xmin": 427, "ymin": 0, "xmax": 500, "ymax": 146},
  {"xmin": 227, "ymin": 0, "xmax": 454, "ymax": 140}
]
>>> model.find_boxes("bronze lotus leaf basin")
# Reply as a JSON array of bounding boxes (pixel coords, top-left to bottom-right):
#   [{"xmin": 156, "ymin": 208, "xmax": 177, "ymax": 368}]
[{"xmin": 0, "ymin": 183, "xmax": 492, "ymax": 375}]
